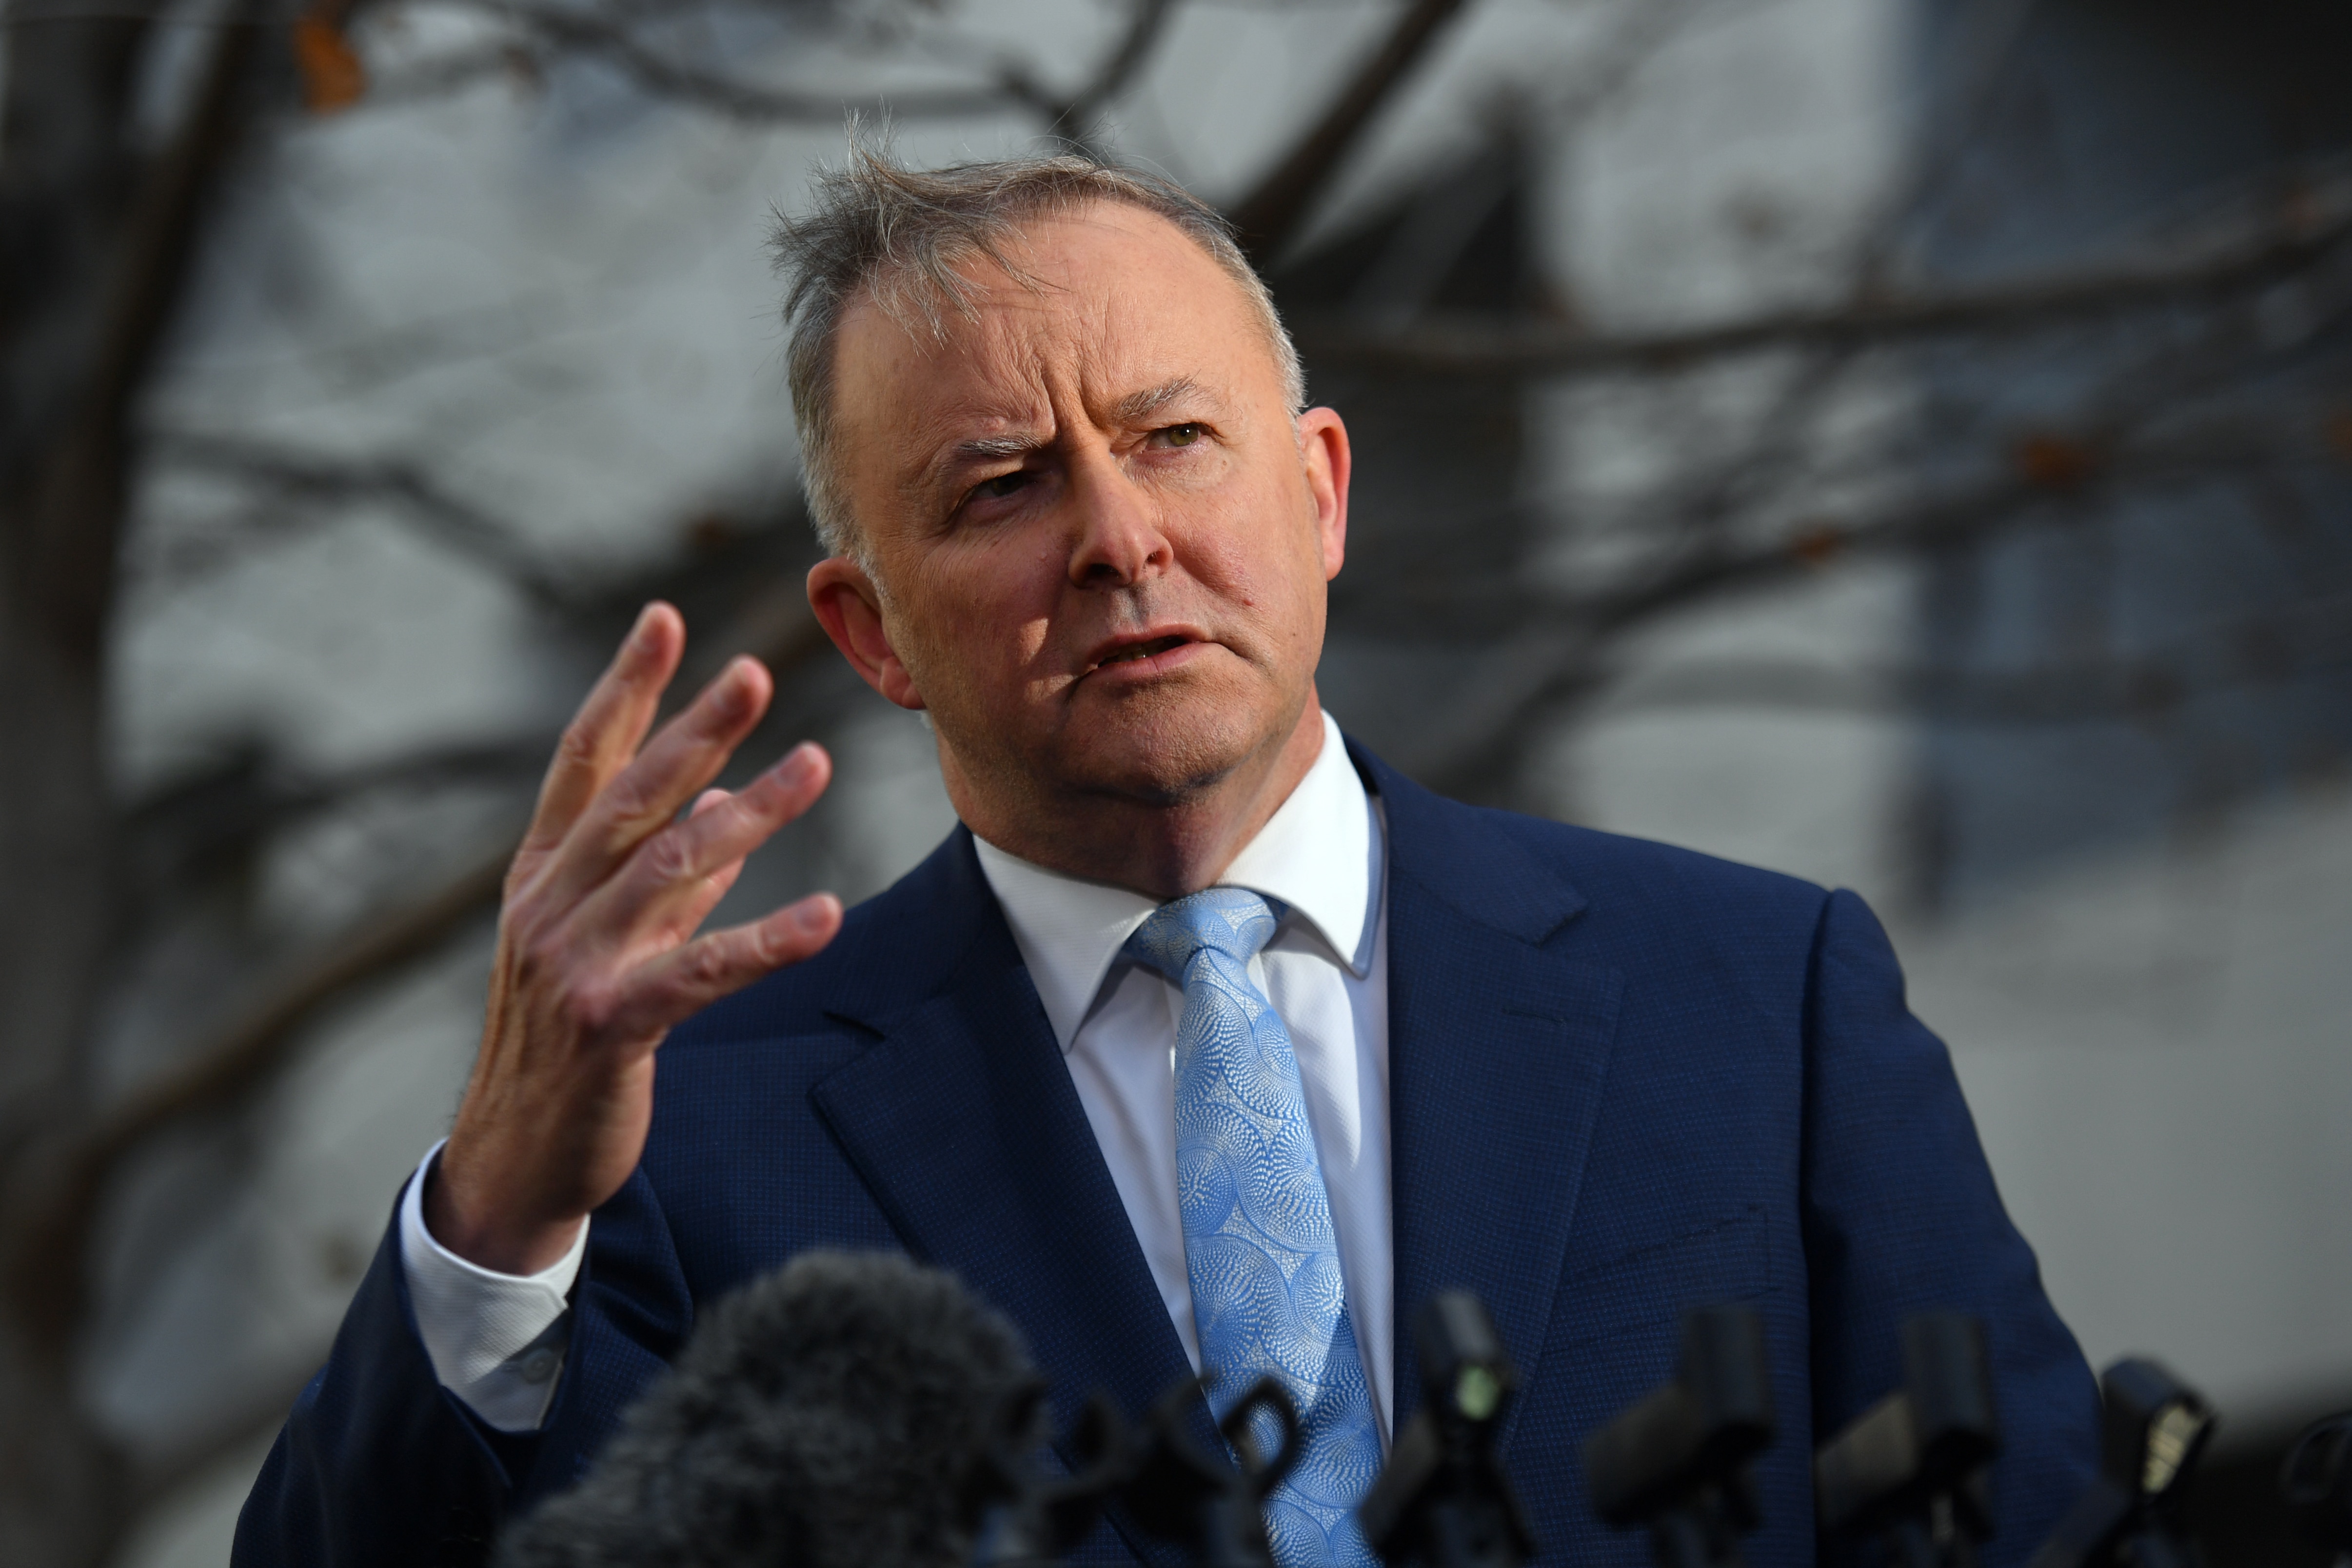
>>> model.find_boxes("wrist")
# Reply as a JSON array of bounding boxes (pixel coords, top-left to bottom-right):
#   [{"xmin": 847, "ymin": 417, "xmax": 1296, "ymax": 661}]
[{"xmin": 423, "ymin": 1146, "xmax": 586, "ymax": 1277}]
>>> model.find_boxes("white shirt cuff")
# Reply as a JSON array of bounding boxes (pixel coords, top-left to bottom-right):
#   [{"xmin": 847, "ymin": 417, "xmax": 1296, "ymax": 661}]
[{"xmin": 397, "ymin": 1138, "xmax": 588, "ymax": 1431}]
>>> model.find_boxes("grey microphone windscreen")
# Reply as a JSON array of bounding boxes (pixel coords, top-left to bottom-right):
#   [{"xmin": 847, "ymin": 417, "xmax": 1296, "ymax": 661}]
[{"xmin": 497, "ymin": 1250, "xmax": 1037, "ymax": 1568}]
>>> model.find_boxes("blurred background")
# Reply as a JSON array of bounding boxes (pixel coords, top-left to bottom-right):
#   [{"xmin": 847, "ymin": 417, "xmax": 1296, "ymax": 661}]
[{"xmin": 3, "ymin": 0, "xmax": 2349, "ymax": 1559}]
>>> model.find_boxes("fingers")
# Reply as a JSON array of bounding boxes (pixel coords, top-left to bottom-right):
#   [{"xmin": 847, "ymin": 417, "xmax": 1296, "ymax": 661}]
[
  {"xmin": 534, "ymin": 654, "xmax": 776, "ymax": 908},
  {"xmin": 687, "ymin": 788, "xmax": 749, "ymax": 906},
  {"xmin": 523, "ymin": 603, "xmax": 684, "ymax": 857},
  {"xmin": 585, "ymin": 743, "xmax": 831, "ymax": 938},
  {"xmin": 595, "ymin": 893, "xmax": 844, "ymax": 1045}
]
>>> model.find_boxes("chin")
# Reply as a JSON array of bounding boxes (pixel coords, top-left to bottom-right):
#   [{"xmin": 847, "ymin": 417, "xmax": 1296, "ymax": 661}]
[{"xmin": 1059, "ymin": 688, "xmax": 1287, "ymax": 806}]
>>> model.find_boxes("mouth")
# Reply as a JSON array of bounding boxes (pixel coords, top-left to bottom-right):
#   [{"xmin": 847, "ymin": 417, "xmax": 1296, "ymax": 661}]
[
  {"xmin": 1097, "ymin": 635, "xmax": 1189, "ymax": 667},
  {"xmin": 1082, "ymin": 629, "xmax": 1206, "ymax": 678}
]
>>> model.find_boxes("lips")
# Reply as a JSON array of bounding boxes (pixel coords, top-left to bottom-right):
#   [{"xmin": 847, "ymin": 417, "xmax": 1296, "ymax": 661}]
[
  {"xmin": 1097, "ymin": 635, "xmax": 1189, "ymax": 667},
  {"xmin": 1081, "ymin": 628, "xmax": 1206, "ymax": 679}
]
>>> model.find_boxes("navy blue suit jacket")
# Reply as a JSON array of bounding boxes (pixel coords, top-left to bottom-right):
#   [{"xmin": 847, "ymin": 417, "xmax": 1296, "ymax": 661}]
[{"xmin": 234, "ymin": 741, "xmax": 2098, "ymax": 1567}]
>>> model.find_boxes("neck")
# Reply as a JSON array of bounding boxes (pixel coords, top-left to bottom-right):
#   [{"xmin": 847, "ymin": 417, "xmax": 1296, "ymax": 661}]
[{"xmin": 947, "ymin": 696, "xmax": 1327, "ymax": 900}]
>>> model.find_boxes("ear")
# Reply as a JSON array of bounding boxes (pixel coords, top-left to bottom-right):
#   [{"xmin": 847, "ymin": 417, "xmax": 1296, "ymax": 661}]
[
  {"xmin": 807, "ymin": 556, "xmax": 926, "ymax": 710},
  {"xmin": 1296, "ymin": 407, "xmax": 1350, "ymax": 580}
]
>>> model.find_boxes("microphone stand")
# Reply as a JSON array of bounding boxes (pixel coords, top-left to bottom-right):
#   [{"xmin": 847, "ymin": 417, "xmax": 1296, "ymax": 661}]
[
  {"xmin": 1121, "ymin": 1373, "xmax": 1303, "ymax": 1568},
  {"xmin": 2026, "ymin": 1358, "xmax": 2213, "ymax": 1568},
  {"xmin": 973, "ymin": 1373, "xmax": 1300, "ymax": 1568},
  {"xmin": 970, "ymin": 1385, "xmax": 1132, "ymax": 1568},
  {"xmin": 1814, "ymin": 1313, "xmax": 2000, "ymax": 1568},
  {"xmin": 2281, "ymin": 1413, "xmax": 2352, "ymax": 1568},
  {"xmin": 1358, "ymin": 1291, "xmax": 1537, "ymax": 1568},
  {"xmin": 1583, "ymin": 1305, "xmax": 1776, "ymax": 1568}
]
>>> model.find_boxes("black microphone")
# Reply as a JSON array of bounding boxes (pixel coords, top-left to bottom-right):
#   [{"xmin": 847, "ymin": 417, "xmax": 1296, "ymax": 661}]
[{"xmin": 496, "ymin": 1250, "xmax": 1040, "ymax": 1568}]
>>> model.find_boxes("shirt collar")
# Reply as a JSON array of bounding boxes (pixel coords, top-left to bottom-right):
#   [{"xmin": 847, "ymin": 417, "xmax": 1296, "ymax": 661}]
[{"xmin": 972, "ymin": 711, "xmax": 1378, "ymax": 1052}]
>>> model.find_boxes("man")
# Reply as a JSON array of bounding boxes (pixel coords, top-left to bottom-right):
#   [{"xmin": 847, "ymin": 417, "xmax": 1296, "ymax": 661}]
[{"xmin": 234, "ymin": 151, "xmax": 2098, "ymax": 1567}]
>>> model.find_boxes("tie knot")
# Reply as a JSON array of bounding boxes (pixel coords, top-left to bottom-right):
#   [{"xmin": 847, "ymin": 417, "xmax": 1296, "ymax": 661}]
[{"xmin": 1123, "ymin": 886, "xmax": 1281, "ymax": 980}]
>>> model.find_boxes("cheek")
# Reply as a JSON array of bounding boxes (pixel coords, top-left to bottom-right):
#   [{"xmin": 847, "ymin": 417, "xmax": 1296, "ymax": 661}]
[
  {"xmin": 901, "ymin": 535, "xmax": 1060, "ymax": 675},
  {"xmin": 1197, "ymin": 478, "xmax": 1326, "ymax": 615}
]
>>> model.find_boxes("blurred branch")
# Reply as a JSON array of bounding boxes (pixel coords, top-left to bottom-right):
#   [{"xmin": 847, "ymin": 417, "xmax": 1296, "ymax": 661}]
[
  {"xmin": 407, "ymin": 0, "xmax": 1191, "ymax": 130},
  {"xmin": 1841, "ymin": 0, "xmax": 2048, "ymax": 291},
  {"xmin": 1030, "ymin": 0, "xmax": 1180, "ymax": 146},
  {"xmin": 4, "ymin": 850, "xmax": 512, "ymax": 1347},
  {"xmin": 1297, "ymin": 203, "xmax": 2352, "ymax": 374},
  {"xmin": 120, "ymin": 736, "xmax": 552, "ymax": 911},
  {"xmin": 1583, "ymin": 433, "xmax": 2326, "ymax": 632},
  {"xmin": 1407, "ymin": 425, "xmax": 2339, "ymax": 794},
  {"xmin": 68, "ymin": 0, "xmax": 266, "ymax": 465},
  {"xmin": 487, "ymin": 0, "xmax": 1018, "ymax": 121},
  {"xmin": 1593, "ymin": 589, "xmax": 2352, "ymax": 723},
  {"xmin": 1227, "ymin": 0, "xmax": 1474, "ymax": 259},
  {"xmin": 148, "ymin": 432, "xmax": 581, "ymax": 609}
]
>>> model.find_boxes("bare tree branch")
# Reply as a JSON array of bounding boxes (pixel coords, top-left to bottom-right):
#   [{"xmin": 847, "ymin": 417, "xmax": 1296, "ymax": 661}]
[
  {"xmin": 148, "ymin": 431, "xmax": 582, "ymax": 610},
  {"xmin": 1404, "ymin": 428, "xmax": 2339, "ymax": 794},
  {"xmin": 474, "ymin": 0, "xmax": 1040, "ymax": 123},
  {"xmin": 5, "ymin": 849, "xmax": 512, "ymax": 1348},
  {"xmin": 1593, "ymin": 589, "xmax": 2352, "ymax": 723},
  {"xmin": 1296, "ymin": 204, "xmax": 2352, "ymax": 374},
  {"xmin": 1227, "ymin": 0, "xmax": 1474, "ymax": 259},
  {"xmin": 1036, "ymin": 0, "xmax": 1180, "ymax": 146},
  {"xmin": 119, "ymin": 735, "xmax": 551, "ymax": 914},
  {"xmin": 373, "ymin": 0, "xmax": 1191, "ymax": 145}
]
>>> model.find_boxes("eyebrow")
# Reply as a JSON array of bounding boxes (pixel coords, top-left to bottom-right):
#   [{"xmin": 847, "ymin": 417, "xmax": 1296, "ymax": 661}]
[
  {"xmin": 908, "ymin": 431, "xmax": 1044, "ymax": 502},
  {"xmin": 1115, "ymin": 377, "xmax": 1209, "ymax": 425},
  {"xmin": 911, "ymin": 378, "xmax": 1224, "ymax": 500},
  {"xmin": 952, "ymin": 434, "xmax": 1043, "ymax": 464}
]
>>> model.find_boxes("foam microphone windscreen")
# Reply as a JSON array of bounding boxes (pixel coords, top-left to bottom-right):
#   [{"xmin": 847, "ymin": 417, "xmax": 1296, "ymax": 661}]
[{"xmin": 497, "ymin": 1250, "xmax": 1038, "ymax": 1568}]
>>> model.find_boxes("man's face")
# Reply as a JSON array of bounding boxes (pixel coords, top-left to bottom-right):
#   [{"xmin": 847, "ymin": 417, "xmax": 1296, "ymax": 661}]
[{"xmin": 818, "ymin": 202, "xmax": 1349, "ymax": 821}]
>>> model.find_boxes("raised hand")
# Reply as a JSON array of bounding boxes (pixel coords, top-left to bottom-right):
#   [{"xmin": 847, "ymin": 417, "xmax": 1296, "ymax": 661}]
[{"xmin": 427, "ymin": 603, "xmax": 843, "ymax": 1274}]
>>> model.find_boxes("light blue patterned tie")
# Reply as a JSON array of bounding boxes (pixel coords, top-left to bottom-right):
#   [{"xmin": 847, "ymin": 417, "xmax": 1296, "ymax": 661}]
[{"xmin": 1124, "ymin": 888, "xmax": 1382, "ymax": 1568}]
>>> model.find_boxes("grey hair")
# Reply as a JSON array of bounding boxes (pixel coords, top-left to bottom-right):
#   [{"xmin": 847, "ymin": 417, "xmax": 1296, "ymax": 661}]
[{"xmin": 771, "ymin": 142, "xmax": 1308, "ymax": 566}]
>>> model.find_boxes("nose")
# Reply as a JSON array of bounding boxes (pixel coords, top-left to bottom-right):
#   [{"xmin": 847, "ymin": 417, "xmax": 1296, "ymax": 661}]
[{"xmin": 1065, "ymin": 447, "xmax": 1172, "ymax": 590}]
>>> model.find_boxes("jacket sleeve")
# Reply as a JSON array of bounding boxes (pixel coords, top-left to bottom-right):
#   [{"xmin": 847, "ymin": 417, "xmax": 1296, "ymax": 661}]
[
  {"xmin": 231, "ymin": 1166, "xmax": 693, "ymax": 1568},
  {"xmin": 1799, "ymin": 888, "xmax": 2102, "ymax": 1568}
]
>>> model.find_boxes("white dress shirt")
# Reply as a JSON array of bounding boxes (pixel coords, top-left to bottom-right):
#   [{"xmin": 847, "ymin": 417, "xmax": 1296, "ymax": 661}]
[{"xmin": 399, "ymin": 710, "xmax": 1394, "ymax": 1438}]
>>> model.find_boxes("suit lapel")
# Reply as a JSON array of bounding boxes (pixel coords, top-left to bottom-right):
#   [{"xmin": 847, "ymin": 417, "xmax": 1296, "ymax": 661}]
[
  {"xmin": 1361, "ymin": 749, "xmax": 1622, "ymax": 1447},
  {"xmin": 808, "ymin": 832, "xmax": 1207, "ymax": 1565}
]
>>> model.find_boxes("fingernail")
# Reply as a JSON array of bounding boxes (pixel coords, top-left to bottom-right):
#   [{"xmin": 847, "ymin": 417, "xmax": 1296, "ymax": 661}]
[
  {"xmin": 792, "ymin": 895, "xmax": 836, "ymax": 932},
  {"xmin": 773, "ymin": 742, "xmax": 816, "ymax": 787}
]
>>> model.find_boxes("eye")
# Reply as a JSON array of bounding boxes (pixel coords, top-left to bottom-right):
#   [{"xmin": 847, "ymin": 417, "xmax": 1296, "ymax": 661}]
[
  {"xmin": 969, "ymin": 470, "xmax": 1031, "ymax": 503},
  {"xmin": 1154, "ymin": 423, "xmax": 1203, "ymax": 448}
]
